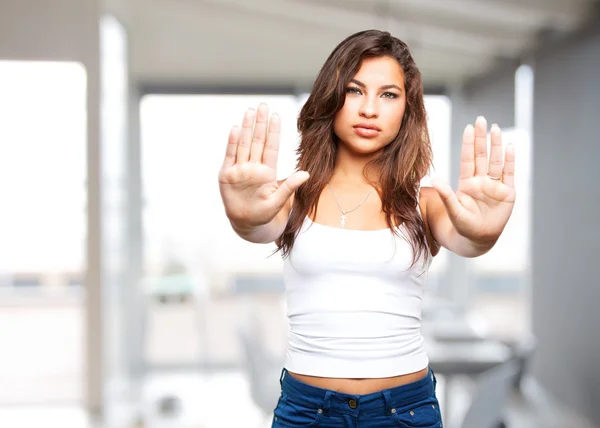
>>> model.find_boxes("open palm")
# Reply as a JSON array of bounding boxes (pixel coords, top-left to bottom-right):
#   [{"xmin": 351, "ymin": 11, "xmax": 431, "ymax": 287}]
[
  {"xmin": 432, "ymin": 117, "xmax": 516, "ymax": 243},
  {"xmin": 218, "ymin": 104, "xmax": 309, "ymax": 228}
]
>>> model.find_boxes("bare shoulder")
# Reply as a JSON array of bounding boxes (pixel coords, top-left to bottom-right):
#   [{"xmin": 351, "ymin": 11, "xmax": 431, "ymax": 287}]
[
  {"xmin": 418, "ymin": 186, "xmax": 441, "ymax": 214},
  {"xmin": 418, "ymin": 185, "xmax": 437, "ymax": 204},
  {"xmin": 418, "ymin": 186, "xmax": 441, "ymax": 256},
  {"xmin": 419, "ymin": 185, "xmax": 445, "ymax": 213}
]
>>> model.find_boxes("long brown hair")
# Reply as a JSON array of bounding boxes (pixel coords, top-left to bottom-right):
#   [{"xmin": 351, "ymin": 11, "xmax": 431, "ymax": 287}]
[{"xmin": 277, "ymin": 29, "xmax": 433, "ymax": 266}]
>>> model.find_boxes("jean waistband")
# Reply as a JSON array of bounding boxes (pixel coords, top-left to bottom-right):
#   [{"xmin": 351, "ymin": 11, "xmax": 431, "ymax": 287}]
[{"xmin": 279, "ymin": 366, "xmax": 436, "ymax": 416}]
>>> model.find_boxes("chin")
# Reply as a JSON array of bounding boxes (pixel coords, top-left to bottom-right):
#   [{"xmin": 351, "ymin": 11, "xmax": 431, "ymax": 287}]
[{"xmin": 341, "ymin": 136, "xmax": 388, "ymax": 156}]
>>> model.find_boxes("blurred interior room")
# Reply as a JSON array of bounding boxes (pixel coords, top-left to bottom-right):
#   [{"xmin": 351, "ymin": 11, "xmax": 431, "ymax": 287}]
[{"xmin": 0, "ymin": 0, "xmax": 599, "ymax": 427}]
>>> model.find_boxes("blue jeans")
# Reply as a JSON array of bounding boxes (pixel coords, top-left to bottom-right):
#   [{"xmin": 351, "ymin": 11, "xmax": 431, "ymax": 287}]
[{"xmin": 272, "ymin": 367, "xmax": 443, "ymax": 427}]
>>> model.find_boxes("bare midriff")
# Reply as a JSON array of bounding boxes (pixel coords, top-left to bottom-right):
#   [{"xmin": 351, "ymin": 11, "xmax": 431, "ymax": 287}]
[{"xmin": 287, "ymin": 366, "xmax": 429, "ymax": 395}]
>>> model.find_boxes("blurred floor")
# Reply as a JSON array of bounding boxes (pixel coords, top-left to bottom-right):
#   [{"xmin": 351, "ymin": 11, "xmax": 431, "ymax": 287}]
[
  {"xmin": 0, "ymin": 299, "xmax": 83, "ymax": 404},
  {"xmin": 0, "ymin": 292, "xmax": 597, "ymax": 428},
  {"xmin": 0, "ymin": 371, "xmax": 597, "ymax": 428}
]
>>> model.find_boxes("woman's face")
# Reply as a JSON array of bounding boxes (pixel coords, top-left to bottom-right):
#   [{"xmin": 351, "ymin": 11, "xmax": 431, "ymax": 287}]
[{"xmin": 333, "ymin": 56, "xmax": 406, "ymax": 156}]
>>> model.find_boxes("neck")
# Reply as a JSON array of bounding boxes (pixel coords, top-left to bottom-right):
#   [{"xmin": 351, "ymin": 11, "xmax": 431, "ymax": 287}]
[{"xmin": 331, "ymin": 145, "xmax": 381, "ymax": 188}]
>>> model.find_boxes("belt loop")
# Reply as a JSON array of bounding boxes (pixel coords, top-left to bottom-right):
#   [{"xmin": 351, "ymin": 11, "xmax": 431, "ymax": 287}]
[
  {"xmin": 280, "ymin": 368, "xmax": 286, "ymax": 387},
  {"xmin": 430, "ymin": 367, "xmax": 437, "ymax": 387},
  {"xmin": 323, "ymin": 391, "xmax": 335, "ymax": 416},
  {"xmin": 382, "ymin": 390, "xmax": 393, "ymax": 415}
]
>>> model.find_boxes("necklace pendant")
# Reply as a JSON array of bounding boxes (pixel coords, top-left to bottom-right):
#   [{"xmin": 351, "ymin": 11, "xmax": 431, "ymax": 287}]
[{"xmin": 340, "ymin": 214, "xmax": 346, "ymax": 228}]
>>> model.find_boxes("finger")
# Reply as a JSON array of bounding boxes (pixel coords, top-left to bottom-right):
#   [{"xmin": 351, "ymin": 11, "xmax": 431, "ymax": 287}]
[
  {"xmin": 502, "ymin": 143, "xmax": 516, "ymax": 188},
  {"xmin": 236, "ymin": 108, "xmax": 256, "ymax": 164},
  {"xmin": 272, "ymin": 171, "xmax": 310, "ymax": 208},
  {"xmin": 262, "ymin": 112, "xmax": 281, "ymax": 170},
  {"xmin": 487, "ymin": 124, "xmax": 503, "ymax": 179},
  {"xmin": 474, "ymin": 116, "xmax": 488, "ymax": 176},
  {"xmin": 250, "ymin": 103, "xmax": 269, "ymax": 163},
  {"xmin": 459, "ymin": 124, "xmax": 475, "ymax": 179},
  {"xmin": 431, "ymin": 178, "xmax": 467, "ymax": 223},
  {"xmin": 222, "ymin": 125, "xmax": 239, "ymax": 168}
]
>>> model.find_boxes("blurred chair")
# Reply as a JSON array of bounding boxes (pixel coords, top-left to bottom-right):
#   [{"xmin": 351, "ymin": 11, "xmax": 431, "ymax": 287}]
[
  {"xmin": 457, "ymin": 359, "xmax": 520, "ymax": 428},
  {"xmin": 237, "ymin": 309, "xmax": 285, "ymax": 426},
  {"xmin": 505, "ymin": 334, "xmax": 537, "ymax": 393}
]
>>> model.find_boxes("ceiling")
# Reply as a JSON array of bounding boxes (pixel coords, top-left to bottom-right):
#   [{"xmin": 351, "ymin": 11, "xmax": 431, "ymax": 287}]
[{"xmin": 107, "ymin": 0, "xmax": 599, "ymax": 91}]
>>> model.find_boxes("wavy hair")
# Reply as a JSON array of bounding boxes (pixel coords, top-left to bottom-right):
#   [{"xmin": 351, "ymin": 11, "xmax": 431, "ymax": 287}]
[{"xmin": 277, "ymin": 29, "xmax": 433, "ymax": 266}]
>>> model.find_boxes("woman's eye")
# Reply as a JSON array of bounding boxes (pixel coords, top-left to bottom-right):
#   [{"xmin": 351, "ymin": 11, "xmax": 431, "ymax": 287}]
[
  {"xmin": 382, "ymin": 92, "xmax": 398, "ymax": 99},
  {"xmin": 346, "ymin": 87, "xmax": 362, "ymax": 94}
]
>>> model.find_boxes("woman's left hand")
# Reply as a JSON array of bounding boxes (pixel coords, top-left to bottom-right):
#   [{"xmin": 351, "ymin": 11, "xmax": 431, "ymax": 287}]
[{"xmin": 432, "ymin": 116, "xmax": 516, "ymax": 245}]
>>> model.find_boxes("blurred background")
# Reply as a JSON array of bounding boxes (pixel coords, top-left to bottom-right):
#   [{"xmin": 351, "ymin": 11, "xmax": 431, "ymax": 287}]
[{"xmin": 0, "ymin": 0, "xmax": 599, "ymax": 427}]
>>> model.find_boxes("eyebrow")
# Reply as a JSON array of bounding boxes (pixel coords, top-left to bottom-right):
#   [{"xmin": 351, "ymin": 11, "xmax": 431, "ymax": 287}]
[{"xmin": 350, "ymin": 79, "xmax": 403, "ymax": 92}]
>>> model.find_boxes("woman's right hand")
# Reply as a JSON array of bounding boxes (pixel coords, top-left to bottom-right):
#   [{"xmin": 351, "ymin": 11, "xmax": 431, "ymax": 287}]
[{"xmin": 218, "ymin": 104, "xmax": 309, "ymax": 230}]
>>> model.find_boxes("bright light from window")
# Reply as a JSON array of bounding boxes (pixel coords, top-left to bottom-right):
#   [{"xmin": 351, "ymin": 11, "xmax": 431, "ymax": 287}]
[
  {"xmin": 0, "ymin": 61, "xmax": 87, "ymax": 274},
  {"xmin": 140, "ymin": 94, "xmax": 452, "ymax": 278}
]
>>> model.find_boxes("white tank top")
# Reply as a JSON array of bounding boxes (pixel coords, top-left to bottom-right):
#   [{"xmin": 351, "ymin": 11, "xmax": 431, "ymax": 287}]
[{"xmin": 283, "ymin": 215, "xmax": 431, "ymax": 378}]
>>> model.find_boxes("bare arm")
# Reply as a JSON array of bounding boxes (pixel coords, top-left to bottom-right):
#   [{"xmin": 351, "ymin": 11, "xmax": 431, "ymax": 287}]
[
  {"xmin": 218, "ymin": 104, "xmax": 308, "ymax": 244},
  {"xmin": 425, "ymin": 117, "xmax": 516, "ymax": 258},
  {"xmin": 229, "ymin": 183, "xmax": 293, "ymax": 244},
  {"xmin": 423, "ymin": 187, "xmax": 497, "ymax": 257}
]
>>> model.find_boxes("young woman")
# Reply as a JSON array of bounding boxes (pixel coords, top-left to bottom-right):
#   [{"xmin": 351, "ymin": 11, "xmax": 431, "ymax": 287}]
[{"xmin": 218, "ymin": 29, "xmax": 515, "ymax": 428}]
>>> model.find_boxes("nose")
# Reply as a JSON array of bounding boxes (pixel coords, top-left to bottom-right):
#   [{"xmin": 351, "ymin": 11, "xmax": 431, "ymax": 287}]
[{"xmin": 359, "ymin": 95, "xmax": 378, "ymax": 119}]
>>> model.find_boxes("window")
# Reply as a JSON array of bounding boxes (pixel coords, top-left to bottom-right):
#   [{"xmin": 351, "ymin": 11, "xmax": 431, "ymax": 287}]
[
  {"xmin": 140, "ymin": 94, "xmax": 302, "ymax": 282},
  {"xmin": 140, "ymin": 93, "xmax": 452, "ymax": 284},
  {"xmin": 467, "ymin": 65, "xmax": 534, "ymax": 340},
  {"xmin": 0, "ymin": 60, "xmax": 87, "ymax": 403}
]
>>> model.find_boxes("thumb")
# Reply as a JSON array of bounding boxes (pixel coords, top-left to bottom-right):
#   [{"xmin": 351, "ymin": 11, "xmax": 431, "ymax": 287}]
[
  {"xmin": 272, "ymin": 170, "xmax": 310, "ymax": 207},
  {"xmin": 431, "ymin": 178, "xmax": 464, "ymax": 221}
]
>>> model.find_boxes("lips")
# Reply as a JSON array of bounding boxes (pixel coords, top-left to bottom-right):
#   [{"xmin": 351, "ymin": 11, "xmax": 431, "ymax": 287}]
[
  {"xmin": 353, "ymin": 123, "xmax": 381, "ymax": 138},
  {"xmin": 353, "ymin": 123, "xmax": 381, "ymax": 131}
]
